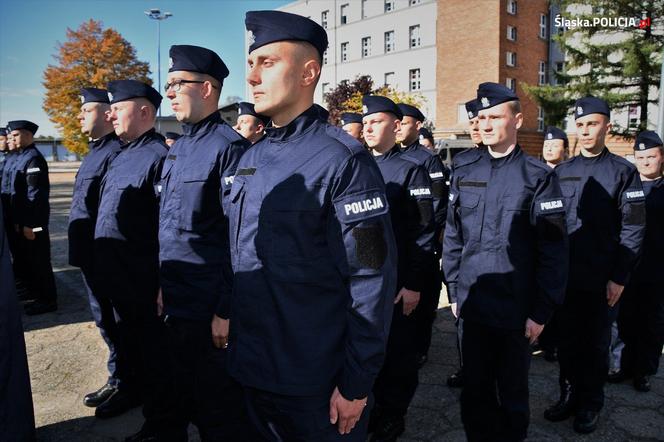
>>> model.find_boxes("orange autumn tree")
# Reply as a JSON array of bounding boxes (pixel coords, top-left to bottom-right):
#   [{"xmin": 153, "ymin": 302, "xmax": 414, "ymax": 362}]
[{"xmin": 43, "ymin": 20, "xmax": 151, "ymax": 155}]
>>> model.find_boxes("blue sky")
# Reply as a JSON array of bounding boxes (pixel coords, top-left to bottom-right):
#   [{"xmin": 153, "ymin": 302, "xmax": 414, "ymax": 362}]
[{"xmin": 0, "ymin": 0, "xmax": 289, "ymax": 137}]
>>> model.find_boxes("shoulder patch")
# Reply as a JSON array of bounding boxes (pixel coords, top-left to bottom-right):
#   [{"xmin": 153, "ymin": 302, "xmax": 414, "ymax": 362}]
[
  {"xmin": 334, "ymin": 190, "xmax": 389, "ymax": 224},
  {"xmin": 27, "ymin": 167, "xmax": 41, "ymax": 174}
]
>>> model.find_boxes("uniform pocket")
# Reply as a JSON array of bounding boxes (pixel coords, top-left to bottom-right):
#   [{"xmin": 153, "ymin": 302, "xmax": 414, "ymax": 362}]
[{"xmin": 178, "ymin": 162, "xmax": 217, "ymax": 231}]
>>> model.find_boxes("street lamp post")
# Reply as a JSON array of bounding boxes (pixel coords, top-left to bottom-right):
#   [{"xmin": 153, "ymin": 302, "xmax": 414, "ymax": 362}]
[{"xmin": 144, "ymin": 8, "xmax": 173, "ymax": 131}]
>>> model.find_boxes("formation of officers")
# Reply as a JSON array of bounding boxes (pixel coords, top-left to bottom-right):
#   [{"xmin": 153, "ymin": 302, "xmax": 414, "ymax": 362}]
[{"xmin": 0, "ymin": 9, "xmax": 663, "ymax": 442}]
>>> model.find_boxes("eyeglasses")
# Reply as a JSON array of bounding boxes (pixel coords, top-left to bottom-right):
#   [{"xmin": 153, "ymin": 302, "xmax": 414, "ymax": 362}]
[{"xmin": 163, "ymin": 79, "xmax": 218, "ymax": 93}]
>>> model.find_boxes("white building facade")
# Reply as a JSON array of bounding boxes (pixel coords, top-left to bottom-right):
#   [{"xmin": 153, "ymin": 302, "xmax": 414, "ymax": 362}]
[{"xmin": 247, "ymin": 0, "xmax": 438, "ymax": 122}]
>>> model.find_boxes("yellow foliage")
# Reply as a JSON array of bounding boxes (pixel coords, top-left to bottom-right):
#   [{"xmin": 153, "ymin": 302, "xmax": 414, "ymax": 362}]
[
  {"xmin": 42, "ymin": 20, "xmax": 151, "ymax": 155},
  {"xmin": 342, "ymin": 87, "xmax": 428, "ymax": 115}
]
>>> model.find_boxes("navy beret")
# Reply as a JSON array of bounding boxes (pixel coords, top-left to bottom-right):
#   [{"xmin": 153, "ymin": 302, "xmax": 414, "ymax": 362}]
[
  {"xmin": 362, "ymin": 95, "xmax": 403, "ymax": 120},
  {"xmin": 107, "ymin": 80, "xmax": 162, "ymax": 111},
  {"xmin": 397, "ymin": 103, "xmax": 425, "ymax": 122},
  {"xmin": 476, "ymin": 82, "xmax": 519, "ymax": 111},
  {"xmin": 634, "ymin": 130, "xmax": 663, "ymax": 151},
  {"xmin": 7, "ymin": 120, "xmax": 38, "ymax": 135},
  {"xmin": 169, "ymin": 45, "xmax": 229, "ymax": 85},
  {"xmin": 245, "ymin": 10, "xmax": 329, "ymax": 59},
  {"xmin": 0, "ymin": 127, "xmax": 7, "ymax": 136},
  {"xmin": 238, "ymin": 101, "xmax": 270, "ymax": 126},
  {"xmin": 419, "ymin": 127, "xmax": 434, "ymax": 143},
  {"xmin": 164, "ymin": 132, "xmax": 181, "ymax": 141},
  {"xmin": 80, "ymin": 87, "xmax": 110, "ymax": 105},
  {"xmin": 544, "ymin": 126, "xmax": 568, "ymax": 143},
  {"xmin": 465, "ymin": 99, "xmax": 479, "ymax": 119},
  {"xmin": 340, "ymin": 112, "xmax": 363, "ymax": 125},
  {"xmin": 574, "ymin": 96, "xmax": 610, "ymax": 120},
  {"xmin": 313, "ymin": 104, "xmax": 329, "ymax": 122}
]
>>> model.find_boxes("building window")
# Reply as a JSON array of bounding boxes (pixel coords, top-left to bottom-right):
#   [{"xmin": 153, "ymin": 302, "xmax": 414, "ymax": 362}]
[
  {"xmin": 321, "ymin": 10, "xmax": 328, "ymax": 29},
  {"xmin": 537, "ymin": 107, "xmax": 544, "ymax": 132},
  {"xmin": 506, "ymin": 78, "xmax": 516, "ymax": 92},
  {"xmin": 341, "ymin": 42, "xmax": 349, "ymax": 62},
  {"xmin": 323, "ymin": 49, "xmax": 328, "ymax": 65},
  {"xmin": 538, "ymin": 61, "xmax": 547, "ymax": 85},
  {"xmin": 507, "ymin": 0, "xmax": 517, "ymax": 15},
  {"xmin": 409, "ymin": 68, "xmax": 421, "ymax": 91},
  {"xmin": 384, "ymin": 31, "xmax": 395, "ymax": 53},
  {"xmin": 385, "ymin": 0, "xmax": 395, "ymax": 13},
  {"xmin": 409, "ymin": 25, "xmax": 421, "ymax": 48},
  {"xmin": 506, "ymin": 51, "xmax": 516, "ymax": 67},
  {"xmin": 361, "ymin": 0, "xmax": 368, "ymax": 18},
  {"xmin": 322, "ymin": 83, "xmax": 330, "ymax": 102},
  {"xmin": 507, "ymin": 25, "xmax": 517, "ymax": 41},
  {"xmin": 409, "ymin": 0, "xmax": 421, "ymax": 5},
  {"xmin": 340, "ymin": 3, "xmax": 349, "ymax": 25},
  {"xmin": 384, "ymin": 72, "xmax": 395, "ymax": 88},
  {"xmin": 361, "ymin": 37, "xmax": 371, "ymax": 58},
  {"xmin": 539, "ymin": 14, "xmax": 548, "ymax": 38}
]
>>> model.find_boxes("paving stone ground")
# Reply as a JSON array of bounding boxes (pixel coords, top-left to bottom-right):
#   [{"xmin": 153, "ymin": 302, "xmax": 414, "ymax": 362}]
[{"xmin": 23, "ymin": 167, "xmax": 664, "ymax": 441}]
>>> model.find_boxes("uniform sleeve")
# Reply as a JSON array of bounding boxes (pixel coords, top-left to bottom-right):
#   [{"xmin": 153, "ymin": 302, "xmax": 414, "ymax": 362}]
[
  {"xmin": 215, "ymin": 140, "xmax": 247, "ymax": 319},
  {"xmin": 529, "ymin": 171, "xmax": 569, "ymax": 325},
  {"xmin": 426, "ymin": 155, "xmax": 450, "ymax": 240},
  {"xmin": 403, "ymin": 165, "xmax": 436, "ymax": 292},
  {"xmin": 330, "ymin": 151, "xmax": 397, "ymax": 400},
  {"xmin": 442, "ymin": 171, "xmax": 463, "ymax": 303},
  {"xmin": 611, "ymin": 168, "xmax": 646, "ymax": 286},
  {"xmin": 22, "ymin": 156, "xmax": 49, "ymax": 229}
]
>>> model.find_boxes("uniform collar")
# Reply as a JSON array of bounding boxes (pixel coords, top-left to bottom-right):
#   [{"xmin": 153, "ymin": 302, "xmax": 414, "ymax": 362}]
[
  {"xmin": 182, "ymin": 111, "xmax": 222, "ymax": 136},
  {"xmin": 580, "ymin": 146, "xmax": 609, "ymax": 162},
  {"xmin": 125, "ymin": 129, "xmax": 158, "ymax": 149},
  {"xmin": 90, "ymin": 131, "xmax": 119, "ymax": 150},
  {"xmin": 375, "ymin": 144, "xmax": 401, "ymax": 162},
  {"xmin": 486, "ymin": 144, "xmax": 521, "ymax": 168},
  {"xmin": 264, "ymin": 105, "xmax": 319, "ymax": 142},
  {"xmin": 401, "ymin": 139, "xmax": 420, "ymax": 153}
]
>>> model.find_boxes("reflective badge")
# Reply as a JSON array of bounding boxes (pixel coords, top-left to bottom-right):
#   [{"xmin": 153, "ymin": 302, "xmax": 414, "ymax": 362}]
[
  {"xmin": 335, "ymin": 190, "xmax": 389, "ymax": 224},
  {"xmin": 80, "ymin": 95, "xmax": 85, "ymax": 104},
  {"xmin": 419, "ymin": 134, "xmax": 424, "ymax": 141},
  {"xmin": 27, "ymin": 167, "xmax": 41, "ymax": 174},
  {"xmin": 344, "ymin": 196, "xmax": 384, "ymax": 216},
  {"xmin": 467, "ymin": 111, "xmax": 474, "ymax": 119},
  {"xmin": 168, "ymin": 57, "xmax": 174, "ymax": 69},
  {"xmin": 362, "ymin": 105, "xmax": 368, "ymax": 114},
  {"xmin": 639, "ymin": 143, "xmax": 645, "ymax": 150},
  {"xmin": 224, "ymin": 176, "xmax": 235, "ymax": 186},
  {"xmin": 340, "ymin": 119, "xmax": 346, "ymax": 125},
  {"xmin": 157, "ymin": 184, "xmax": 162, "ymax": 193},
  {"xmin": 429, "ymin": 172, "xmax": 444, "ymax": 179},
  {"xmin": 540, "ymin": 199, "xmax": 563, "ymax": 212},
  {"xmin": 449, "ymin": 193, "xmax": 455, "ymax": 201},
  {"xmin": 625, "ymin": 190, "xmax": 645, "ymax": 200},
  {"xmin": 409, "ymin": 187, "xmax": 431, "ymax": 197},
  {"xmin": 481, "ymin": 97, "xmax": 490, "ymax": 108}
]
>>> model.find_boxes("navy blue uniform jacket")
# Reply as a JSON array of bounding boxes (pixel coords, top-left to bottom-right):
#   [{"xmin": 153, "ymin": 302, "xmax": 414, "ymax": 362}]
[
  {"xmin": 227, "ymin": 106, "xmax": 398, "ymax": 400},
  {"xmin": 443, "ymin": 145, "xmax": 569, "ymax": 329},
  {"xmin": 11, "ymin": 145, "xmax": 50, "ymax": 229},
  {"xmin": 159, "ymin": 112, "xmax": 249, "ymax": 321}
]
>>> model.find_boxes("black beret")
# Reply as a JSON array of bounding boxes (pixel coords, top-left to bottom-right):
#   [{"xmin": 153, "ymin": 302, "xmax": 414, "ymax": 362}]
[
  {"xmin": 476, "ymin": 82, "xmax": 519, "ymax": 111},
  {"xmin": 574, "ymin": 96, "xmax": 610, "ymax": 120},
  {"xmin": 419, "ymin": 127, "xmax": 434, "ymax": 143},
  {"xmin": 0, "ymin": 127, "xmax": 7, "ymax": 136},
  {"xmin": 397, "ymin": 103, "xmax": 425, "ymax": 122},
  {"xmin": 164, "ymin": 132, "xmax": 181, "ymax": 141},
  {"xmin": 168, "ymin": 45, "xmax": 229, "ymax": 85},
  {"xmin": 80, "ymin": 87, "xmax": 110, "ymax": 105},
  {"xmin": 465, "ymin": 99, "xmax": 479, "ymax": 119},
  {"xmin": 245, "ymin": 10, "xmax": 329, "ymax": 59},
  {"xmin": 7, "ymin": 120, "xmax": 38, "ymax": 135},
  {"xmin": 634, "ymin": 130, "xmax": 663, "ymax": 151},
  {"xmin": 362, "ymin": 95, "xmax": 403, "ymax": 120},
  {"xmin": 340, "ymin": 112, "xmax": 363, "ymax": 125},
  {"xmin": 544, "ymin": 126, "xmax": 568, "ymax": 143},
  {"xmin": 238, "ymin": 101, "xmax": 270, "ymax": 126},
  {"xmin": 107, "ymin": 80, "xmax": 162, "ymax": 111}
]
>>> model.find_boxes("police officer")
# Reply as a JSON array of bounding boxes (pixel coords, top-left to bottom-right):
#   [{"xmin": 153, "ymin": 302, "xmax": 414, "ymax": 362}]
[
  {"xmin": 164, "ymin": 132, "xmax": 181, "ymax": 148},
  {"xmin": 0, "ymin": 128, "xmax": 7, "ymax": 189},
  {"xmin": 362, "ymin": 95, "xmax": 435, "ymax": 441},
  {"xmin": 69, "ymin": 87, "xmax": 131, "ymax": 415},
  {"xmin": 8, "ymin": 120, "xmax": 58, "ymax": 315},
  {"xmin": 541, "ymin": 126, "xmax": 568, "ymax": 169},
  {"xmin": 0, "ymin": 202, "xmax": 35, "ymax": 442},
  {"xmin": 1, "ymin": 130, "xmax": 24, "ymax": 293},
  {"xmin": 443, "ymin": 83, "xmax": 568, "ymax": 441},
  {"xmin": 340, "ymin": 112, "xmax": 364, "ymax": 143},
  {"xmin": 234, "ymin": 101, "xmax": 269, "ymax": 144},
  {"xmin": 93, "ymin": 80, "xmax": 174, "ymax": 441},
  {"xmin": 465, "ymin": 99, "xmax": 483, "ymax": 146},
  {"xmin": 611, "ymin": 130, "xmax": 664, "ymax": 392},
  {"xmin": 536, "ymin": 125, "xmax": 569, "ymax": 363},
  {"xmin": 159, "ymin": 44, "xmax": 250, "ymax": 440},
  {"xmin": 545, "ymin": 97, "xmax": 646, "ymax": 434},
  {"xmin": 418, "ymin": 127, "xmax": 435, "ymax": 151},
  {"xmin": 396, "ymin": 102, "xmax": 448, "ymax": 368},
  {"xmin": 228, "ymin": 10, "xmax": 397, "ymax": 441}
]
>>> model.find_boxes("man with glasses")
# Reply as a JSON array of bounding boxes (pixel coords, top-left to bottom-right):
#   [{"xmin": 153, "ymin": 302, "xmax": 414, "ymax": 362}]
[{"xmin": 158, "ymin": 44, "xmax": 251, "ymax": 440}]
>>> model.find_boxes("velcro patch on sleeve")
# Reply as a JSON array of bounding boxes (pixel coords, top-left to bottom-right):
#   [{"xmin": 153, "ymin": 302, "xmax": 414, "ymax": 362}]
[
  {"xmin": 352, "ymin": 225, "xmax": 387, "ymax": 270},
  {"xmin": 429, "ymin": 171, "xmax": 444, "ymax": 179},
  {"xmin": 334, "ymin": 190, "xmax": 389, "ymax": 224},
  {"xmin": 409, "ymin": 187, "xmax": 432, "ymax": 198},
  {"xmin": 27, "ymin": 167, "xmax": 41, "ymax": 174}
]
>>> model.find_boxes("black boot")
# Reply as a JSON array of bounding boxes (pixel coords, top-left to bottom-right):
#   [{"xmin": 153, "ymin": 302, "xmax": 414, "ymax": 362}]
[
  {"xmin": 95, "ymin": 389, "xmax": 141, "ymax": 419},
  {"xmin": 84, "ymin": 382, "xmax": 118, "ymax": 407},
  {"xmin": 633, "ymin": 376, "xmax": 651, "ymax": 392},
  {"xmin": 544, "ymin": 378, "xmax": 574, "ymax": 422},
  {"xmin": 573, "ymin": 410, "xmax": 599, "ymax": 434}
]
